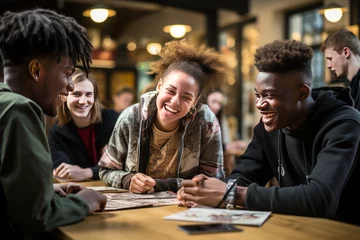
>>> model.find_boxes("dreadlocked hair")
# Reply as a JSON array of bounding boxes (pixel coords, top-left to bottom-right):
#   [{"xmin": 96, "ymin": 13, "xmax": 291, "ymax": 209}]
[
  {"xmin": 254, "ymin": 40, "xmax": 313, "ymax": 80},
  {"xmin": 148, "ymin": 39, "xmax": 233, "ymax": 97},
  {"xmin": 0, "ymin": 8, "xmax": 92, "ymax": 75}
]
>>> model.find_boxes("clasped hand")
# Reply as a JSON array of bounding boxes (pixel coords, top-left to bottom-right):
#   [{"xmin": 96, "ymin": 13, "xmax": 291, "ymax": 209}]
[
  {"xmin": 53, "ymin": 182, "xmax": 85, "ymax": 196},
  {"xmin": 177, "ymin": 174, "xmax": 227, "ymax": 207},
  {"xmin": 53, "ymin": 163, "xmax": 92, "ymax": 181},
  {"xmin": 53, "ymin": 183, "xmax": 107, "ymax": 213},
  {"xmin": 130, "ymin": 173, "xmax": 156, "ymax": 193}
]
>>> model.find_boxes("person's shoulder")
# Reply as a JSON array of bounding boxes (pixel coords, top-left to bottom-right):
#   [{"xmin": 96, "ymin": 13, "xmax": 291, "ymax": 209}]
[
  {"xmin": 0, "ymin": 90, "xmax": 42, "ymax": 115},
  {"xmin": 119, "ymin": 103, "xmax": 140, "ymax": 117},
  {"xmin": 330, "ymin": 104, "xmax": 360, "ymax": 123},
  {"xmin": 114, "ymin": 103, "xmax": 141, "ymax": 127},
  {"xmin": 196, "ymin": 104, "xmax": 216, "ymax": 122}
]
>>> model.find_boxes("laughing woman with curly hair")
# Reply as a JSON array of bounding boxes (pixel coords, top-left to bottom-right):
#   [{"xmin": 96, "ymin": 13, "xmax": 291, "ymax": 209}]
[{"xmin": 99, "ymin": 39, "xmax": 234, "ymax": 193}]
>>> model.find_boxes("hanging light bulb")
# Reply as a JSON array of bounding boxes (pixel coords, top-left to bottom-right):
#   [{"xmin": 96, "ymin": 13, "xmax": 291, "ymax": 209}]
[
  {"xmin": 146, "ymin": 43, "xmax": 162, "ymax": 55},
  {"xmin": 324, "ymin": 8, "xmax": 343, "ymax": 23},
  {"xmin": 163, "ymin": 25, "xmax": 192, "ymax": 38},
  {"xmin": 127, "ymin": 42, "xmax": 137, "ymax": 51},
  {"xmin": 83, "ymin": 4, "xmax": 116, "ymax": 23},
  {"xmin": 318, "ymin": 3, "xmax": 347, "ymax": 23}
]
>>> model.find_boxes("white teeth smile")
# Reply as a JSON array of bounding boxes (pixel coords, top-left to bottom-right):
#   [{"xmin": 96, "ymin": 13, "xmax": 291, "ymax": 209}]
[
  {"xmin": 165, "ymin": 105, "xmax": 178, "ymax": 113},
  {"xmin": 263, "ymin": 113, "xmax": 275, "ymax": 118},
  {"xmin": 76, "ymin": 106, "xmax": 88, "ymax": 109}
]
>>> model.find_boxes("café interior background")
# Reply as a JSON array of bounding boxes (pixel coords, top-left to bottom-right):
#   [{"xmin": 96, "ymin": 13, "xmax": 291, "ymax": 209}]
[{"xmin": 0, "ymin": 0, "xmax": 357, "ymax": 141}]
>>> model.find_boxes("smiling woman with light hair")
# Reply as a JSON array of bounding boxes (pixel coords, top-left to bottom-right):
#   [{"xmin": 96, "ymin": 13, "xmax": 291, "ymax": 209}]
[{"xmin": 49, "ymin": 68, "xmax": 119, "ymax": 182}]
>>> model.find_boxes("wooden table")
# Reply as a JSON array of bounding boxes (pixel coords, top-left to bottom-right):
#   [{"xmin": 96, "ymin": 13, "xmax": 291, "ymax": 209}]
[
  {"xmin": 55, "ymin": 181, "xmax": 360, "ymax": 240},
  {"xmin": 78, "ymin": 180, "xmax": 107, "ymax": 187}
]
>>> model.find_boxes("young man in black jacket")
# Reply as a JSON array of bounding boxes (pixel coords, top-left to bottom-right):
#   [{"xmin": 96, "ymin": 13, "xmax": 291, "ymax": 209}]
[
  {"xmin": 322, "ymin": 29, "xmax": 360, "ymax": 111},
  {"xmin": 179, "ymin": 39, "xmax": 360, "ymax": 225}
]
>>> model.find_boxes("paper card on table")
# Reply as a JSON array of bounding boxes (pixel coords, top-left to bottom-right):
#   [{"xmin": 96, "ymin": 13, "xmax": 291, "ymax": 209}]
[
  {"xmin": 164, "ymin": 207, "xmax": 271, "ymax": 226},
  {"xmin": 103, "ymin": 191, "xmax": 179, "ymax": 211},
  {"xmin": 86, "ymin": 186, "xmax": 128, "ymax": 193}
]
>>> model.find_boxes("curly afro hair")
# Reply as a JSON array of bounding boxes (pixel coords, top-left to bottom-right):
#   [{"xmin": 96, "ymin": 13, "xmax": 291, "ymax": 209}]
[
  {"xmin": 148, "ymin": 39, "xmax": 234, "ymax": 97},
  {"xmin": 254, "ymin": 40, "xmax": 313, "ymax": 80}
]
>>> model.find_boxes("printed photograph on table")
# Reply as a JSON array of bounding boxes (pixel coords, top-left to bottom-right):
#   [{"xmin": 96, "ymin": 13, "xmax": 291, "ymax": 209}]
[
  {"xmin": 164, "ymin": 208, "xmax": 271, "ymax": 226},
  {"xmin": 86, "ymin": 186, "xmax": 129, "ymax": 193},
  {"xmin": 104, "ymin": 191, "xmax": 179, "ymax": 211}
]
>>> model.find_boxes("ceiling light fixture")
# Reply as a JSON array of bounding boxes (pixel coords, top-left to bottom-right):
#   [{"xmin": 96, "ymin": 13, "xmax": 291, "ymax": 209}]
[
  {"xmin": 163, "ymin": 24, "xmax": 192, "ymax": 38},
  {"xmin": 83, "ymin": 4, "xmax": 116, "ymax": 23},
  {"xmin": 146, "ymin": 43, "xmax": 162, "ymax": 55},
  {"xmin": 318, "ymin": 3, "xmax": 348, "ymax": 23},
  {"xmin": 127, "ymin": 42, "xmax": 137, "ymax": 51}
]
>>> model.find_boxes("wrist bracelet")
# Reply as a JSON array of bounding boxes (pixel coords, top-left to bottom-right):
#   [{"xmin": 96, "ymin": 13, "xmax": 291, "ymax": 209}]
[
  {"xmin": 176, "ymin": 178, "xmax": 184, "ymax": 190},
  {"xmin": 215, "ymin": 176, "xmax": 240, "ymax": 208},
  {"xmin": 225, "ymin": 179, "xmax": 237, "ymax": 209}
]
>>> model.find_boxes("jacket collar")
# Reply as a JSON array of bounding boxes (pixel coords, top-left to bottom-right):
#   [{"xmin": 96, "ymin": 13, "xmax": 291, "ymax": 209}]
[{"xmin": 0, "ymin": 82, "xmax": 12, "ymax": 92}]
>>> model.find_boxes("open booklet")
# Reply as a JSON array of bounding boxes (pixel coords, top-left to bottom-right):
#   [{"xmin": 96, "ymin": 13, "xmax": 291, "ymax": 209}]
[
  {"xmin": 102, "ymin": 191, "xmax": 180, "ymax": 211},
  {"xmin": 86, "ymin": 186, "xmax": 128, "ymax": 193},
  {"xmin": 164, "ymin": 207, "xmax": 271, "ymax": 226}
]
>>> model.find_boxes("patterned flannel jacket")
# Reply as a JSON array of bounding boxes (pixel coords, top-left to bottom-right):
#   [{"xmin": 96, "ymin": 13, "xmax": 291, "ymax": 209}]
[{"xmin": 98, "ymin": 91, "xmax": 225, "ymax": 192}]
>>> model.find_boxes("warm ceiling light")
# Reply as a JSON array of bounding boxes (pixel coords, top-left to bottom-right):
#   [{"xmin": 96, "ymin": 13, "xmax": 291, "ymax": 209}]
[
  {"xmin": 226, "ymin": 37, "xmax": 235, "ymax": 48},
  {"xmin": 318, "ymin": 3, "xmax": 348, "ymax": 23},
  {"xmin": 83, "ymin": 4, "xmax": 116, "ymax": 23},
  {"xmin": 127, "ymin": 42, "xmax": 137, "ymax": 51},
  {"xmin": 146, "ymin": 43, "xmax": 162, "ymax": 55},
  {"xmin": 163, "ymin": 25, "xmax": 192, "ymax": 38}
]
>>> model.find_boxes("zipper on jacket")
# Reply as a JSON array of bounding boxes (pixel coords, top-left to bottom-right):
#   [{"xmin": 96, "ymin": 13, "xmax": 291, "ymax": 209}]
[
  {"xmin": 136, "ymin": 119, "xmax": 143, "ymax": 173},
  {"xmin": 277, "ymin": 132, "xmax": 282, "ymax": 187},
  {"xmin": 175, "ymin": 123, "xmax": 189, "ymax": 190},
  {"xmin": 177, "ymin": 123, "xmax": 189, "ymax": 178},
  {"xmin": 302, "ymin": 137, "xmax": 309, "ymax": 185}
]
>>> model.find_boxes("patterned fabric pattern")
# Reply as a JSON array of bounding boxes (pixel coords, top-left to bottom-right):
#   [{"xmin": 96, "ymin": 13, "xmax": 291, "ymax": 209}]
[{"xmin": 99, "ymin": 91, "xmax": 224, "ymax": 189}]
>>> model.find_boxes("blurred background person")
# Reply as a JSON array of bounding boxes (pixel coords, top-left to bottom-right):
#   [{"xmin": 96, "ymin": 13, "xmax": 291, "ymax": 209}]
[
  {"xmin": 49, "ymin": 68, "xmax": 118, "ymax": 181},
  {"xmin": 204, "ymin": 88, "xmax": 247, "ymax": 175},
  {"xmin": 112, "ymin": 87, "xmax": 135, "ymax": 114},
  {"xmin": 322, "ymin": 29, "xmax": 360, "ymax": 111}
]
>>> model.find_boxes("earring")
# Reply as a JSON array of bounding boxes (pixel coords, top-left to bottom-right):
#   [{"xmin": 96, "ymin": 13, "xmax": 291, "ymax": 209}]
[
  {"xmin": 35, "ymin": 75, "xmax": 38, "ymax": 80},
  {"xmin": 188, "ymin": 105, "xmax": 197, "ymax": 115}
]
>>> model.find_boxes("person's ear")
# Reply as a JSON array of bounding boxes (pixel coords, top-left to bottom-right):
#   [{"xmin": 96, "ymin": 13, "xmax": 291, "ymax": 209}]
[
  {"xmin": 343, "ymin": 47, "xmax": 351, "ymax": 58},
  {"xmin": 299, "ymin": 84, "xmax": 310, "ymax": 101},
  {"xmin": 28, "ymin": 59, "xmax": 41, "ymax": 82},
  {"xmin": 156, "ymin": 79, "xmax": 163, "ymax": 92}
]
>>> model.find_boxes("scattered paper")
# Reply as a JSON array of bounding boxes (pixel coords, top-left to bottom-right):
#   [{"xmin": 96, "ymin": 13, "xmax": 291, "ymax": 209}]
[{"xmin": 164, "ymin": 207, "xmax": 271, "ymax": 226}]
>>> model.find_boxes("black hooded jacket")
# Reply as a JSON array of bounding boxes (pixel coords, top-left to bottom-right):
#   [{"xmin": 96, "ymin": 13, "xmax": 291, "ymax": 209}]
[
  {"xmin": 350, "ymin": 69, "xmax": 360, "ymax": 111},
  {"xmin": 231, "ymin": 87, "xmax": 360, "ymax": 225},
  {"xmin": 49, "ymin": 109, "xmax": 118, "ymax": 179}
]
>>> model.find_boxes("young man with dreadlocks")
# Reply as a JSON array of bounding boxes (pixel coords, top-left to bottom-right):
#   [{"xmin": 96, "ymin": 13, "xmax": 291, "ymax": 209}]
[
  {"xmin": 0, "ymin": 8, "xmax": 106, "ymax": 239},
  {"xmin": 179, "ymin": 40, "xmax": 360, "ymax": 225}
]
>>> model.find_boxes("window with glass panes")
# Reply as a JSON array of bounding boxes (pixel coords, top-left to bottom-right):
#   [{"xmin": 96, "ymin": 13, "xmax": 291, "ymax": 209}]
[{"xmin": 286, "ymin": 4, "xmax": 325, "ymax": 88}]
